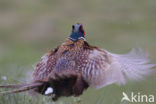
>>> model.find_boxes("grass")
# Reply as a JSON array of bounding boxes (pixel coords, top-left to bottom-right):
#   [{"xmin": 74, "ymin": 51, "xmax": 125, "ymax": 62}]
[{"xmin": 0, "ymin": 0, "xmax": 156, "ymax": 104}]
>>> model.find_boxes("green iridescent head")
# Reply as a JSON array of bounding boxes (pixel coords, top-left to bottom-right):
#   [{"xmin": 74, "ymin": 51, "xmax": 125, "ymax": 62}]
[{"xmin": 69, "ymin": 23, "xmax": 86, "ymax": 41}]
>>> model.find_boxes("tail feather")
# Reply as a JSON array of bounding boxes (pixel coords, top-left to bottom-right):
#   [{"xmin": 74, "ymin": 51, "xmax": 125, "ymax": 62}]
[
  {"xmin": 0, "ymin": 83, "xmax": 42, "ymax": 94},
  {"xmin": 0, "ymin": 83, "xmax": 31, "ymax": 89}
]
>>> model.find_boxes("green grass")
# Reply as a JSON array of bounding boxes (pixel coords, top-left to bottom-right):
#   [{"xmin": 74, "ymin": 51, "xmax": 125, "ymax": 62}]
[{"xmin": 0, "ymin": 0, "xmax": 156, "ymax": 104}]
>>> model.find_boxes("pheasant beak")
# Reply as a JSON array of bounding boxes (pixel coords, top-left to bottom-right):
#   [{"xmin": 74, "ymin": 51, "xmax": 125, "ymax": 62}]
[
  {"xmin": 73, "ymin": 27, "xmax": 79, "ymax": 33},
  {"xmin": 72, "ymin": 24, "xmax": 81, "ymax": 33}
]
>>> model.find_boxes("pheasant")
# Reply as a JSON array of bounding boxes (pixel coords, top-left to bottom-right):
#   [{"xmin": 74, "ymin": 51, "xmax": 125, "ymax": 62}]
[{"xmin": 0, "ymin": 23, "xmax": 155, "ymax": 101}]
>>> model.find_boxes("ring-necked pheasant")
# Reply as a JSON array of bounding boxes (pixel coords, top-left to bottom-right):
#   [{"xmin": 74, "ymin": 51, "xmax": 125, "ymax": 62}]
[{"xmin": 0, "ymin": 23, "xmax": 156, "ymax": 101}]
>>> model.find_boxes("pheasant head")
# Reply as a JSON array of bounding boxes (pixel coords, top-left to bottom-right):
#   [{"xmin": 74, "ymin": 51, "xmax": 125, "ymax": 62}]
[{"xmin": 69, "ymin": 23, "xmax": 86, "ymax": 41}]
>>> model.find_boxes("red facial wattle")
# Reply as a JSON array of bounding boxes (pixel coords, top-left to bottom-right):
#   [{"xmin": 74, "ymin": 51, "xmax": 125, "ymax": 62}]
[{"xmin": 80, "ymin": 25, "xmax": 85, "ymax": 36}]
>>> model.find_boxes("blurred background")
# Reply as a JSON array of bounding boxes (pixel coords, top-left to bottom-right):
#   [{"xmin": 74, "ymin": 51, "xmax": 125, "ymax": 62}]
[{"xmin": 0, "ymin": 0, "xmax": 156, "ymax": 104}]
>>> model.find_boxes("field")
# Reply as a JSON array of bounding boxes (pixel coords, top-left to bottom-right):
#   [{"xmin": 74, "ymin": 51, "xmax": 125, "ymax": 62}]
[{"xmin": 0, "ymin": 0, "xmax": 156, "ymax": 104}]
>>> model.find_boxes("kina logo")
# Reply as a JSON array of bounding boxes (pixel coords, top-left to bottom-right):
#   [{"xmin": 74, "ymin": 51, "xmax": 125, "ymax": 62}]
[{"xmin": 121, "ymin": 92, "xmax": 155, "ymax": 103}]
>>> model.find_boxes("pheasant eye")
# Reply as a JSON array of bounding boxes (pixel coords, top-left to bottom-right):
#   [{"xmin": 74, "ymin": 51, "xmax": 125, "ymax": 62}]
[{"xmin": 72, "ymin": 25, "xmax": 75, "ymax": 30}]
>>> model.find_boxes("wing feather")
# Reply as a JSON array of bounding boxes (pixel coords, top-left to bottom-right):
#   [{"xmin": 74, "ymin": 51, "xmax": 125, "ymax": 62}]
[
  {"xmin": 32, "ymin": 50, "xmax": 57, "ymax": 81},
  {"xmin": 81, "ymin": 48, "xmax": 156, "ymax": 89}
]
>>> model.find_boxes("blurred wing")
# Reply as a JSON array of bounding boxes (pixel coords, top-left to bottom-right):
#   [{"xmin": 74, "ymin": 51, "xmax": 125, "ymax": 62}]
[
  {"xmin": 81, "ymin": 49, "xmax": 124, "ymax": 89},
  {"xmin": 32, "ymin": 49, "xmax": 58, "ymax": 81},
  {"xmin": 109, "ymin": 48, "xmax": 156, "ymax": 81},
  {"xmin": 81, "ymin": 48, "xmax": 156, "ymax": 89}
]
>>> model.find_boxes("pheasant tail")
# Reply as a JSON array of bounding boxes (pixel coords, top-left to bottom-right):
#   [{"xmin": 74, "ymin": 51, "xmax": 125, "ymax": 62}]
[{"xmin": 0, "ymin": 82, "xmax": 42, "ymax": 94}]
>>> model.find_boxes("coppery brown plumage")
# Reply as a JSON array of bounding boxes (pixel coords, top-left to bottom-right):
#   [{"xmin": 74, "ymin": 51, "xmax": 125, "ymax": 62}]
[{"xmin": 0, "ymin": 23, "xmax": 155, "ymax": 101}]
